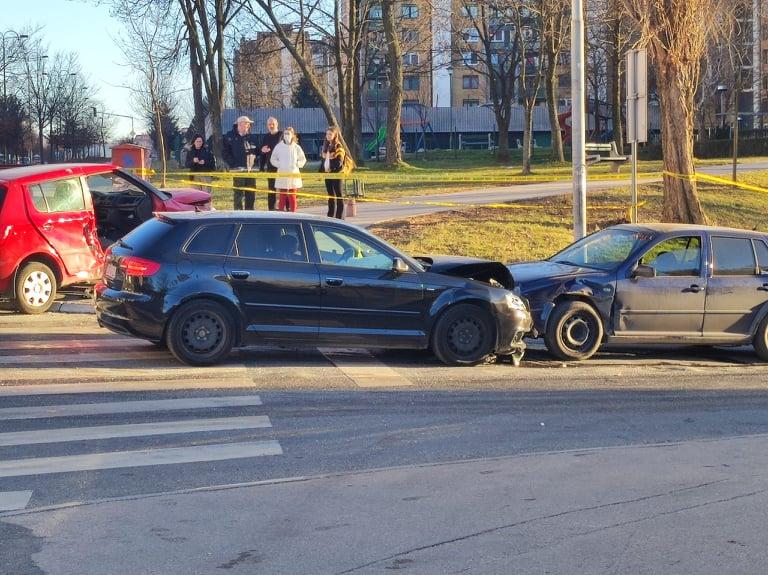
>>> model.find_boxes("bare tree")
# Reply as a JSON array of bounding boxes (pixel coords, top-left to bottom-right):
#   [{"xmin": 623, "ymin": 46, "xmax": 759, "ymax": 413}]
[
  {"xmin": 517, "ymin": 3, "xmax": 545, "ymax": 174},
  {"xmin": 622, "ymin": 0, "xmax": 726, "ymax": 223},
  {"xmin": 381, "ymin": 0, "xmax": 404, "ymax": 166},
  {"xmin": 540, "ymin": 0, "xmax": 569, "ymax": 162}
]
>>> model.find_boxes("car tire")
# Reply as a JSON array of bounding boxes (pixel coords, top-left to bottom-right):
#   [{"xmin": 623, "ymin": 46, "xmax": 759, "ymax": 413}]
[
  {"xmin": 544, "ymin": 300, "xmax": 603, "ymax": 361},
  {"xmin": 432, "ymin": 303, "xmax": 495, "ymax": 366},
  {"xmin": 166, "ymin": 300, "xmax": 235, "ymax": 366},
  {"xmin": 15, "ymin": 262, "xmax": 57, "ymax": 314},
  {"xmin": 754, "ymin": 315, "xmax": 768, "ymax": 361}
]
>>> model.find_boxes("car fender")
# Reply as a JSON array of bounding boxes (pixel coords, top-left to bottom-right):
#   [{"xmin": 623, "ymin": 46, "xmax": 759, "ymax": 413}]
[
  {"xmin": 749, "ymin": 301, "xmax": 768, "ymax": 337},
  {"xmin": 542, "ymin": 277, "xmax": 615, "ymax": 334},
  {"xmin": 427, "ymin": 287, "xmax": 498, "ymax": 336}
]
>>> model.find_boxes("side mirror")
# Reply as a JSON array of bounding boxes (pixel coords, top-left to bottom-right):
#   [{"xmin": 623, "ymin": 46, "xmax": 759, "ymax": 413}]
[
  {"xmin": 632, "ymin": 263, "xmax": 656, "ymax": 279},
  {"xmin": 392, "ymin": 257, "xmax": 410, "ymax": 274},
  {"xmin": 760, "ymin": 267, "xmax": 768, "ymax": 276}
]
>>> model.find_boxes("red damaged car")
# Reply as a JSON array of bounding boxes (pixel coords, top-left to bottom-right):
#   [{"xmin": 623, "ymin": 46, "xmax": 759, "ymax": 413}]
[{"xmin": 0, "ymin": 163, "xmax": 211, "ymax": 313}]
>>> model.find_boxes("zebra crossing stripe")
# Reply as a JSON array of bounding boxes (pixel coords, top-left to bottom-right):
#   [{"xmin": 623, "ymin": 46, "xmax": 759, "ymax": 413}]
[
  {"xmin": 320, "ymin": 348, "xmax": 413, "ymax": 388},
  {"xmin": 0, "ymin": 415, "xmax": 272, "ymax": 446},
  {"xmin": 0, "ymin": 395, "xmax": 264, "ymax": 421},
  {"xmin": 0, "ymin": 491, "xmax": 33, "ymax": 511},
  {"xmin": 0, "ymin": 350, "xmax": 172, "ymax": 365},
  {"xmin": 0, "ymin": 440, "xmax": 283, "ymax": 478}
]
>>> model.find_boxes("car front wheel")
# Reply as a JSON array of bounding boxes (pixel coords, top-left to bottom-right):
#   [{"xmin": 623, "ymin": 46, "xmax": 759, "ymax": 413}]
[
  {"xmin": 15, "ymin": 262, "xmax": 57, "ymax": 314},
  {"xmin": 754, "ymin": 315, "xmax": 768, "ymax": 361},
  {"xmin": 432, "ymin": 303, "xmax": 495, "ymax": 366},
  {"xmin": 544, "ymin": 300, "xmax": 603, "ymax": 361},
  {"xmin": 166, "ymin": 300, "xmax": 235, "ymax": 366}
]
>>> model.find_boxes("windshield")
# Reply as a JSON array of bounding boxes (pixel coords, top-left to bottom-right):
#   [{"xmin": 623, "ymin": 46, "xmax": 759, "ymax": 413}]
[{"xmin": 549, "ymin": 228, "xmax": 653, "ymax": 270}]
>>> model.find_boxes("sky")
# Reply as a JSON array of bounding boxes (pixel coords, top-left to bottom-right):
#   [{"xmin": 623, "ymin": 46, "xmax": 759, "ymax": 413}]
[{"xmin": 4, "ymin": 0, "xmax": 160, "ymax": 140}]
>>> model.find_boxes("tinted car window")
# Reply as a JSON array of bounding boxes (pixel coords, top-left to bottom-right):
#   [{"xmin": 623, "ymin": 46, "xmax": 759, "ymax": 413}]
[
  {"xmin": 29, "ymin": 184, "xmax": 49, "ymax": 212},
  {"xmin": 754, "ymin": 240, "xmax": 768, "ymax": 272},
  {"xmin": 185, "ymin": 224, "xmax": 236, "ymax": 256},
  {"xmin": 86, "ymin": 172, "xmax": 146, "ymax": 195},
  {"xmin": 120, "ymin": 218, "xmax": 177, "ymax": 252},
  {"xmin": 712, "ymin": 237, "xmax": 756, "ymax": 276},
  {"xmin": 39, "ymin": 178, "xmax": 86, "ymax": 213},
  {"xmin": 640, "ymin": 236, "xmax": 701, "ymax": 276},
  {"xmin": 312, "ymin": 226, "xmax": 394, "ymax": 270},
  {"xmin": 235, "ymin": 224, "xmax": 306, "ymax": 262}
]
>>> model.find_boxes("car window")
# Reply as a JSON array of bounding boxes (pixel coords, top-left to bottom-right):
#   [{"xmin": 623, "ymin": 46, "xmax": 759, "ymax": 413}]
[
  {"xmin": 234, "ymin": 223, "xmax": 306, "ymax": 262},
  {"xmin": 640, "ymin": 236, "xmax": 701, "ymax": 277},
  {"xmin": 38, "ymin": 178, "xmax": 86, "ymax": 213},
  {"xmin": 28, "ymin": 184, "xmax": 49, "ymax": 212},
  {"xmin": 753, "ymin": 240, "xmax": 768, "ymax": 273},
  {"xmin": 185, "ymin": 224, "xmax": 237, "ymax": 256},
  {"xmin": 86, "ymin": 172, "xmax": 146, "ymax": 195},
  {"xmin": 712, "ymin": 237, "xmax": 756, "ymax": 276},
  {"xmin": 549, "ymin": 228, "xmax": 652, "ymax": 270},
  {"xmin": 312, "ymin": 226, "xmax": 394, "ymax": 270}
]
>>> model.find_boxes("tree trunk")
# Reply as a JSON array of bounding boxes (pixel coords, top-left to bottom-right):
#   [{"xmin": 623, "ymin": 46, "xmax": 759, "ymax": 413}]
[
  {"xmin": 656, "ymin": 52, "xmax": 706, "ymax": 224},
  {"xmin": 522, "ymin": 106, "xmax": 534, "ymax": 174},
  {"xmin": 189, "ymin": 39, "xmax": 206, "ymax": 135},
  {"xmin": 545, "ymin": 68, "xmax": 564, "ymax": 162},
  {"xmin": 609, "ymin": 19, "xmax": 624, "ymax": 153},
  {"xmin": 382, "ymin": 0, "xmax": 404, "ymax": 167},
  {"xmin": 496, "ymin": 111, "xmax": 511, "ymax": 163}
]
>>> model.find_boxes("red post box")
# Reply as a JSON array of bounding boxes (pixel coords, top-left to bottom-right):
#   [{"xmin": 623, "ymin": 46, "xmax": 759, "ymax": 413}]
[{"xmin": 111, "ymin": 144, "xmax": 150, "ymax": 178}]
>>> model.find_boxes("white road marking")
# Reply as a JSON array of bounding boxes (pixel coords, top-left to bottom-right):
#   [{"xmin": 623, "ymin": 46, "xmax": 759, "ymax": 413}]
[
  {"xmin": 0, "ymin": 376, "xmax": 255, "ymax": 396},
  {"xmin": 0, "ymin": 440, "xmax": 283, "ymax": 478},
  {"xmin": 0, "ymin": 365, "xmax": 251, "ymax": 385},
  {"xmin": 319, "ymin": 348, "xmax": 413, "ymax": 388},
  {"xmin": 0, "ymin": 491, "xmax": 33, "ymax": 511},
  {"xmin": 0, "ymin": 338, "xmax": 146, "ymax": 351},
  {"xmin": 0, "ymin": 415, "xmax": 272, "ymax": 446},
  {"xmin": 0, "ymin": 350, "xmax": 173, "ymax": 365},
  {"xmin": 0, "ymin": 395, "xmax": 263, "ymax": 421}
]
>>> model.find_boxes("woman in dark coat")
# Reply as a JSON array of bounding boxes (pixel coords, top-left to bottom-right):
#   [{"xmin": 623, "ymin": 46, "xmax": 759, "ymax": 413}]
[
  {"xmin": 186, "ymin": 134, "xmax": 216, "ymax": 189},
  {"xmin": 319, "ymin": 126, "xmax": 346, "ymax": 219}
]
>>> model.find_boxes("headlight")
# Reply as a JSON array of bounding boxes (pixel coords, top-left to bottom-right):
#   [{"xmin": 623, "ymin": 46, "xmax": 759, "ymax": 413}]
[{"xmin": 504, "ymin": 292, "xmax": 528, "ymax": 311}]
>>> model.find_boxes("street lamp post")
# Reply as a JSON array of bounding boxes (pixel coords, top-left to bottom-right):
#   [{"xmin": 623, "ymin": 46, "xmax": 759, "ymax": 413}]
[
  {"xmin": 447, "ymin": 67, "xmax": 453, "ymax": 152},
  {"xmin": 570, "ymin": 0, "xmax": 587, "ymax": 240},
  {"xmin": 1, "ymin": 30, "xmax": 29, "ymax": 161}
]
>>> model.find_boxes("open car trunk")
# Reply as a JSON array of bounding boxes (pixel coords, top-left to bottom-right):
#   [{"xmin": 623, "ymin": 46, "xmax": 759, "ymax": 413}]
[
  {"xmin": 415, "ymin": 256, "xmax": 515, "ymax": 289},
  {"xmin": 92, "ymin": 188, "xmax": 154, "ymax": 247}
]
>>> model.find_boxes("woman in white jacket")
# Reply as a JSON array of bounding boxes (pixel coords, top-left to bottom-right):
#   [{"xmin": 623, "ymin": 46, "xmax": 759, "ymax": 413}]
[{"xmin": 269, "ymin": 127, "xmax": 307, "ymax": 212}]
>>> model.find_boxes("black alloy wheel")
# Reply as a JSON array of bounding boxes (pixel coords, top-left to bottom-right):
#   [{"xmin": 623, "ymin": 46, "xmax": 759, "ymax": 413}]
[
  {"xmin": 432, "ymin": 303, "xmax": 495, "ymax": 366},
  {"xmin": 166, "ymin": 300, "xmax": 235, "ymax": 366},
  {"xmin": 544, "ymin": 300, "xmax": 603, "ymax": 361}
]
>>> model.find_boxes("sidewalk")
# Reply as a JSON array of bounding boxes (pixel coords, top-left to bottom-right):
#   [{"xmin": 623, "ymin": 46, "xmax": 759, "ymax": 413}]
[{"xmin": 5, "ymin": 433, "xmax": 768, "ymax": 574}]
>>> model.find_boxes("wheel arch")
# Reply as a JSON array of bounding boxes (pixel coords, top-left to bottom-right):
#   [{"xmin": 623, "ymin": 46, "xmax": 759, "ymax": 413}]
[
  {"xmin": 13, "ymin": 254, "xmax": 63, "ymax": 298},
  {"xmin": 163, "ymin": 294, "xmax": 244, "ymax": 347},
  {"xmin": 547, "ymin": 293, "xmax": 608, "ymax": 337},
  {"xmin": 429, "ymin": 297, "xmax": 498, "ymax": 348}
]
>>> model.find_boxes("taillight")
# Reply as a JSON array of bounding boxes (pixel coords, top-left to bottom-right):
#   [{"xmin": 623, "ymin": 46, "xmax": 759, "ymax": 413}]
[{"xmin": 120, "ymin": 256, "xmax": 161, "ymax": 277}]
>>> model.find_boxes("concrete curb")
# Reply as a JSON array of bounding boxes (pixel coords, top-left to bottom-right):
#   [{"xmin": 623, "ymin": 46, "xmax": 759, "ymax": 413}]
[{"xmin": 50, "ymin": 301, "xmax": 95, "ymax": 315}]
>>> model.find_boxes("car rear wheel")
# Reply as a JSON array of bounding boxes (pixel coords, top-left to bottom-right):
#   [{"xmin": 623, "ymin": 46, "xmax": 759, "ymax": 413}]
[
  {"xmin": 754, "ymin": 315, "xmax": 768, "ymax": 361},
  {"xmin": 15, "ymin": 262, "xmax": 57, "ymax": 314},
  {"xmin": 432, "ymin": 303, "xmax": 495, "ymax": 366},
  {"xmin": 166, "ymin": 300, "xmax": 234, "ymax": 366},
  {"xmin": 544, "ymin": 300, "xmax": 603, "ymax": 361}
]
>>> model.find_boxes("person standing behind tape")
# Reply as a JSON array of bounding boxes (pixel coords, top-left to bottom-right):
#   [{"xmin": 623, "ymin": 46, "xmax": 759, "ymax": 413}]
[
  {"xmin": 259, "ymin": 116, "xmax": 282, "ymax": 211},
  {"xmin": 222, "ymin": 116, "xmax": 259, "ymax": 210},
  {"xmin": 319, "ymin": 126, "xmax": 346, "ymax": 219},
  {"xmin": 270, "ymin": 127, "xmax": 306, "ymax": 213},
  {"xmin": 185, "ymin": 134, "xmax": 216, "ymax": 191}
]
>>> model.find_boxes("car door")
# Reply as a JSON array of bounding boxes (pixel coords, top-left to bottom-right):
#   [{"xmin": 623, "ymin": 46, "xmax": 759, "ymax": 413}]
[
  {"xmin": 613, "ymin": 234, "xmax": 706, "ymax": 338},
  {"xmin": 703, "ymin": 236, "xmax": 768, "ymax": 338},
  {"xmin": 25, "ymin": 177, "xmax": 101, "ymax": 280},
  {"xmin": 307, "ymin": 223, "xmax": 426, "ymax": 348},
  {"xmin": 224, "ymin": 222, "xmax": 320, "ymax": 343}
]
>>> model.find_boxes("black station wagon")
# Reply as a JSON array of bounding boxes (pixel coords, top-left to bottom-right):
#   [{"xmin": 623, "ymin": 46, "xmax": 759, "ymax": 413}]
[
  {"xmin": 509, "ymin": 224, "xmax": 768, "ymax": 361},
  {"xmin": 96, "ymin": 212, "xmax": 532, "ymax": 366}
]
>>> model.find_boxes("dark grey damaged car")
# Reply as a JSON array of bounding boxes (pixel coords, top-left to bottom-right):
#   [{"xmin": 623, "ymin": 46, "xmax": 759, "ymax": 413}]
[{"xmin": 508, "ymin": 224, "xmax": 768, "ymax": 361}]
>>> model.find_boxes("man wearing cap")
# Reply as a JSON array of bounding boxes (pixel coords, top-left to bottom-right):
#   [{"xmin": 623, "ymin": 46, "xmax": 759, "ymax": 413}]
[
  {"xmin": 259, "ymin": 116, "xmax": 283, "ymax": 211},
  {"xmin": 222, "ymin": 115, "xmax": 259, "ymax": 210}
]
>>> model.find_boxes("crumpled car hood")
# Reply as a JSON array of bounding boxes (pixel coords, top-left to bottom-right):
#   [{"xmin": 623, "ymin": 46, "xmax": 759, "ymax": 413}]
[{"xmin": 415, "ymin": 255, "xmax": 515, "ymax": 289}]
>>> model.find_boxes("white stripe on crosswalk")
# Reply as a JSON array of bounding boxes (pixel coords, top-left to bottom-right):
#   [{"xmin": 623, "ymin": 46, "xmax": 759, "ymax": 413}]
[
  {"xmin": 0, "ymin": 415, "xmax": 272, "ymax": 446},
  {"xmin": 0, "ymin": 365, "xmax": 251, "ymax": 385},
  {"xmin": 0, "ymin": 377, "xmax": 255, "ymax": 396},
  {"xmin": 0, "ymin": 338, "xmax": 147, "ymax": 351},
  {"xmin": 0, "ymin": 350, "xmax": 173, "ymax": 365},
  {"xmin": 320, "ymin": 348, "xmax": 413, "ymax": 388},
  {"xmin": 0, "ymin": 440, "xmax": 283, "ymax": 478},
  {"xmin": 0, "ymin": 395, "xmax": 263, "ymax": 421},
  {"xmin": 0, "ymin": 491, "xmax": 33, "ymax": 511}
]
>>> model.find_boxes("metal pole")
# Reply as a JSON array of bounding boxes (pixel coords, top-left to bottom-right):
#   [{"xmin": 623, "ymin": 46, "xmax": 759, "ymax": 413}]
[
  {"xmin": 571, "ymin": 0, "xmax": 587, "ymax": 240},
  {"xmin": 733, "ymin": 69, "xmax": 740, "ymax": 182},
  {"xmin": 631, "ymin": 141, "xmax": 638, "ymax": 223}
]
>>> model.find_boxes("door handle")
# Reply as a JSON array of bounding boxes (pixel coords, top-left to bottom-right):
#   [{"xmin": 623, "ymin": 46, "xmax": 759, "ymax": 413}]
[
  {"xmin": 759, "ymin": 283, "xmax": 768, "ymax": 292},
  {"xmin": 325, "ymin": 277, "xmax": 344, "ymax": 287},
  {"xmin": 682, "ymin": 284, "xmax": 703, "ymax": 293},
  {"xmin": 230, "ymin": 270, "xmax": 250, "ymax": 280}
]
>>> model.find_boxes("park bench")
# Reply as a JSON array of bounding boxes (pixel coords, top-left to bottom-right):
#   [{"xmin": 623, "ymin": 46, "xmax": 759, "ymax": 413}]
[{"xmin": 585, "ymin": 142, "xmax": 627, "ymax": 172}]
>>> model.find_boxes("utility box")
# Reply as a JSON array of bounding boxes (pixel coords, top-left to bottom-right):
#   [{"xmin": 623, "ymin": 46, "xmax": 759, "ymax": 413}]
[{"xmin": 111, "ymin": 144, "xmax": 150, "ymax": 177}]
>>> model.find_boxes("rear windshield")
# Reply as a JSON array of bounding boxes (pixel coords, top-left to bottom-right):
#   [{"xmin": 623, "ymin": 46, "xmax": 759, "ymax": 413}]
[{"xmin": 119, "ymin": 217, "xmax": 177, "ymax": 253}]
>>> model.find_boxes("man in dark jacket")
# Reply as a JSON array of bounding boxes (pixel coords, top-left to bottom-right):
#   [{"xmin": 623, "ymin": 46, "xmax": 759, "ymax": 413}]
[
  {"xmin": 259, "ymin": 116, "xmax": 283, "ymax": 211},
  {"xmin": 222, "ymin": 115, "xmax": 259, "ymax": 210}
]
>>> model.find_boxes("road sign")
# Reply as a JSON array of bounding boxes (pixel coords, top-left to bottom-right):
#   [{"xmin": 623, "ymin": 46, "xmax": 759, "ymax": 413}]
[{"xmin": 626, "ymin": 49, "xmax": 648, "ymax": 144}]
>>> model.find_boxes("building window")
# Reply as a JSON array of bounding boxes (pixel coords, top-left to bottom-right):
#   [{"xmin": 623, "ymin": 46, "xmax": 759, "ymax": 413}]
[
  {"xmin": 491, "ymin": 28, "xmax": 505, "ymax": 43},
  {"xmin": 559, "ymin": 74, "xmax": 570, "ymax": 88},
  {"xmin": 402, "ymin": 29, "xmax": 420, "ymax": 43},
  {"xmin": 402, "ymin": 4, "xmax": 419, "ymax": 18},
  {"xmin": 370, "ymin": 5, "xmax": 382, "ymax": 19},
  {"xmin": 462, "ymin": 52, "xmax": 479, "ymax": 66},
  {"xmin": 403, "ymin": 52, "xmax": 420, "ymax": 66},
  {"xmin": 463, "ymin": 28, "xmax": 479, "ymax": 43},
  {"xmin": 464, "ymin": 4, "xmax": 479, "ymax": 17},
  {"xmin": 403, "ymin": 75, "xmax": 421, "ymax": 90},
  {"xmin": 462, "ymin": 75, "xmax": 479, "ymax": 89},
  {"xmin": 403, "ymin": 99, "xmax": 420, "ymax": 107},
  {"xmin": 463, "ymin": 99, "xmax": 480, "ymax": 107},
  {"xmin": 491, "ymin": 53, "xmax": 500, "ymax": 65}
]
